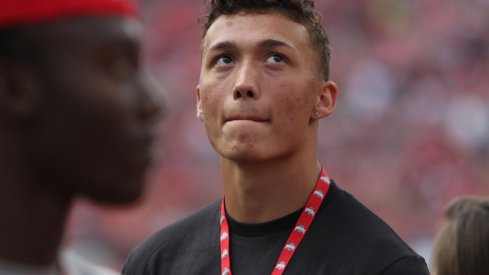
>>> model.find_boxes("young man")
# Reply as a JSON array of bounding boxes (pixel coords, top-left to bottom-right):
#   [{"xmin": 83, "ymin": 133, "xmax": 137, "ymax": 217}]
[
  {"xmin": 123, "ymin": 0, "xmax": 429, "ymax": 274},
  {"xmin": 0, "ymin": 0, "xmax": 165, "ymax": 274}
]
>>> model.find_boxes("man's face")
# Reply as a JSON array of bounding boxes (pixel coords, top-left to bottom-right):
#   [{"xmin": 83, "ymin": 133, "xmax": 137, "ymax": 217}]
[
  {"xmin": 30, "ymin": 17, "xmax": 165, "ymax": 203},
  {"xmin": 198, "ymin": 12, "xmax": 328, "ymax": 163}
]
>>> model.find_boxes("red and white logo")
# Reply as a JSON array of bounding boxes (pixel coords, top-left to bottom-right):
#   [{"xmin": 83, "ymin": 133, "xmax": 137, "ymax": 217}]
[
  {"xmin": 275, "ymin": 261, "xmax": 286, "ymax": 270},
  {"xmin": 294, "ymin": 225, "xmax": 306, "ymax": 234},
  {"xmin": 320, "ymin": 176, "xmax": 330, "ymax": 184},
  {"xmin": 221, "ymin": 249, "xmax": 229, "ymax": 259},
  {"xmin": 314, "ymin": 190, "xmax": 324, "ymax": 199},
  {"xmin": 305, "ymin": 207, "xmax": 315, "ymax": 216},
  {"xmin": 285, "ymin": 243, "xmax": 296, "ymax": 251},
  {"xmin": 220, "ymin": 231, "xmax": 228, "ymax": 241}
]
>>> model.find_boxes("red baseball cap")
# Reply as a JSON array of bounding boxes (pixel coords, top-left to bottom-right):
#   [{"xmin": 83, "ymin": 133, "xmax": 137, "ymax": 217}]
[{"xmin": 0, "ymin": 0, "xmax": 138, "ymax": 28}]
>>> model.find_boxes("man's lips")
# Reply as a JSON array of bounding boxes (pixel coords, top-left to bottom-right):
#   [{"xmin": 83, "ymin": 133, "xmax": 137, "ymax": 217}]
[{"xmin": 224, "ymin": 115, "xmax": 269, "ymax": 123}]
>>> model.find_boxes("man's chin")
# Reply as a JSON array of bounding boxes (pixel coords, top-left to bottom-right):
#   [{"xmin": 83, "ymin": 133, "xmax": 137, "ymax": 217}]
[{"xmin": 82, "ymin": 185, "xmax": 145, "ymax": 206}]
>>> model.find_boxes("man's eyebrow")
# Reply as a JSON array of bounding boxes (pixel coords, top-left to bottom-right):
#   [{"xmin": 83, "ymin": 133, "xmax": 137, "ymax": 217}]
[
  {"xmin": 207, "ymin": 39, "xmax": 293, "ymax": 52},
  {"xmin": 257, "ymin": 39, "xmax": 292, "ymax": 49},
  {"xmin": 77, "ymin": 28, "xmax": 140, "ymax": 55},
  {"xmin": 99, "ymin": 37, "xmax": 138, "ymax": 52},
  {"xmin": 208, "ymin": 41, "xmax": 237, "ymax": 52}
]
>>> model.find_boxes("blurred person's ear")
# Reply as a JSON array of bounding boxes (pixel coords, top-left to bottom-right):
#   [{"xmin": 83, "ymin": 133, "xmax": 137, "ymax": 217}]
[{"xmin": 0, "ymin": 62, "xmax": 40, "ymax": 119}]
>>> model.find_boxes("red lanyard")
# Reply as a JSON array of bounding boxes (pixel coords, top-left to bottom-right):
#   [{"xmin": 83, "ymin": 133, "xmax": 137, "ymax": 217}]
[{"xmin": 219, "ymin": 167, "xmax": 331, "ymax": 275}]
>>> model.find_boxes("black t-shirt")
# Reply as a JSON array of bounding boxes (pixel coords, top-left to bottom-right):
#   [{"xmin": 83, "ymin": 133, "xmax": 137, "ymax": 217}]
[{"xmin": 123, "ymin": 181, "xmax": 430, "ymax": 274}]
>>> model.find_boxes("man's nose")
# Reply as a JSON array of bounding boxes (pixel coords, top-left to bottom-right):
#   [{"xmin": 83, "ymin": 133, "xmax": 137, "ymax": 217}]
[
  {"xmin": 232, "ymin": 63, "xmax": 259, "ymax": 100},
  {"xmin": 136, "ymin": 72, "xmax": 168, "ymax": 123}
]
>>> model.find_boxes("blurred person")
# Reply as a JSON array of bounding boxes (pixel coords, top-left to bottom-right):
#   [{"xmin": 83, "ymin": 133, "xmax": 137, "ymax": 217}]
[
  {"xmin": 0, "ymin": 0, "xmax": 165, "ymax": 274},
  {"xmin": 431, "ymin": 196, "xmax": 489, "ymax": 275},
  {"xmin": 123, "ymin": 0, "xmax": 429, "ymax": 274}
]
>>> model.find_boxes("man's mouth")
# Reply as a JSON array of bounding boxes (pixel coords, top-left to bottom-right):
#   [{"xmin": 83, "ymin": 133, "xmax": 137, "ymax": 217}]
[{"xmin": 225, "ymin": 115, "xmax": 269, "ymax": 123}]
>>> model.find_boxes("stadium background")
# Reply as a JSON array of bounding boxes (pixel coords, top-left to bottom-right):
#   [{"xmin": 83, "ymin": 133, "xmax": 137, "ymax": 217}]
[{"xmin": 65, "ymin": 0, "xmax": 489, "ymax": 272}]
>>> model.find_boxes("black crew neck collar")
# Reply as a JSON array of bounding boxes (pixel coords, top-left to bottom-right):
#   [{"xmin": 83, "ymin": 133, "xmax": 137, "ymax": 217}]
[
  {"xmin": 224, "ymin": 180, "xmax": 339, "ymax": 237},
  {"xmin": 226, "ymin": 207, "xmax": 303, "ymax": 237}
]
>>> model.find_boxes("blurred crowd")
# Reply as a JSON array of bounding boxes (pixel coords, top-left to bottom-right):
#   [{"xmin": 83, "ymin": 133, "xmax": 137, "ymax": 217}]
[{"xmin": 65, "ymin": 0, "xmax": 489, "ymax": 270}]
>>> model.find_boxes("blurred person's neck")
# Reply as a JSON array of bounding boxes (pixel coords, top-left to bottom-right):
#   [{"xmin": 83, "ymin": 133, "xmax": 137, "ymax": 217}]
[
  {"xmin": 0, "ymin": 136, "xmax": 73, "ymax": 267},
  {"xmin": 221, "ymin": 150, "xmax": 321, "ymax": 224},
  {"xmin": 0, "ymin": 258, "xmax": 57, "ymax": 275}
]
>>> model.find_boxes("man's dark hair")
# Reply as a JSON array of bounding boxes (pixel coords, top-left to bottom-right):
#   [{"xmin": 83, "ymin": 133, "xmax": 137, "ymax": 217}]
[
  {"xmin": 0, "ymin": 28, "xmax": 20, "ymax": 60},
  {"xmin": 0, "ymin": 27, "xmax": 45, "ymax": 65},
  {"xmin": 200, "ymin": 0, "xmax": 331, "ymax": 80}
]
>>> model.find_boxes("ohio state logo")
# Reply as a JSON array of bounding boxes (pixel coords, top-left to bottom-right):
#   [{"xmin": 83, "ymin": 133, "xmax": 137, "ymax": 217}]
[
  {"xmin": 305, "ymin": 207, "xmax": 315, "ymax": 216},
  {"xmin": 314, "ymin": 190, "xmax": 324, "ymax": 199},
  {"xmin": 221, "ymin": 249, "xmax": 229, "ymax": 259},
  {"xmin": 275, "ymin": 261, "xmax": 286, "ymax": 270},
  {"xmin": 285, "ymin": 242, "xmax": 296, "ymax": 251},
  {"xmin": 320, "ymin": 176, "xmax": 330, "ymax": 184},
  {"xmin": 294, "ymin": 224, "xmax": 306, "ymax": 234},
  {"xmin": 220, "ymin": 231, "xmax": 228, "ymax": 241}
]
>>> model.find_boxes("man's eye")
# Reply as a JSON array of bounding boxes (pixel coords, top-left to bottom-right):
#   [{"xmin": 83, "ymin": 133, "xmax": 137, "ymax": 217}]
[
  {"xmin": 99, "ymin": 50, "xmax": 136, "ymax": 79},
  {"xmin": 215, "ymin": 55, "xmax": 234, "ymax": 66},
  {"xmin": 265, "ymin": 54, "xmax": 285, "ymax": 64},
  {"xmin": 110, "ymin": 58, "xmax": 133, "ymax": 77}
]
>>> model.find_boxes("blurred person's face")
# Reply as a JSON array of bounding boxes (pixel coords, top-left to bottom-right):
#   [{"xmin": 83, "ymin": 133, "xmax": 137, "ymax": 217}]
[
  {"xmin": 27, "ymin": 17, "xmax": 165, "ymax": 203},
  {"xmin": 197, "ymin": 12, "xmax": 336, "ymax": 162}
]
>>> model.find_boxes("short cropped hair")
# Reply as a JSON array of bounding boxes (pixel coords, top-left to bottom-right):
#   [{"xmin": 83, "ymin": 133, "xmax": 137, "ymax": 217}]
[
  {"xmin": 432, "ymin": 196, "xmax": 489, "ymax": 275},
  {"xmin": 200, "ymin": 0, "xmax": 331, "ymax": 80}
]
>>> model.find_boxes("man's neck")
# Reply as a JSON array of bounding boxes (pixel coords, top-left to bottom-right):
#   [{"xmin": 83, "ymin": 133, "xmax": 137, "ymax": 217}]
[
  {"xmin": 0, "ymin": 147, "xmax": 72, "ymax": 267},
  {"xmin": 222, "ymin": 158, "xmax": 321, "ymax": 224}
]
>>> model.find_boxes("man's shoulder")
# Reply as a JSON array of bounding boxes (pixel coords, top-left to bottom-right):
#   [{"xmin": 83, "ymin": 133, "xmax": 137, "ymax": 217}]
[
  {"xmin": 320, "ymin": 181, "xmax": 412, "ymax": 247},
  {"xmin": 308, "ymin": 181, "xmax": 429, "ymax": 273},
  {"xmin": 122, "ymin": 200, "xmax": 221, "ymax": 274}
]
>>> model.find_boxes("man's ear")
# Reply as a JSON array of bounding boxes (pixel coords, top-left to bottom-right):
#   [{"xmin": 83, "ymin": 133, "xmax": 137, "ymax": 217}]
[
  {"xmin": 196, "ymin": 85, "xmax": 204, "ymax": 122},
  {"xmin": 0, "ymin": 62, "xmax": 40, "ymax": 119},
  {"xmin": 311, "ymin": 80, "xmax": 338, "ymax": 120}
]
